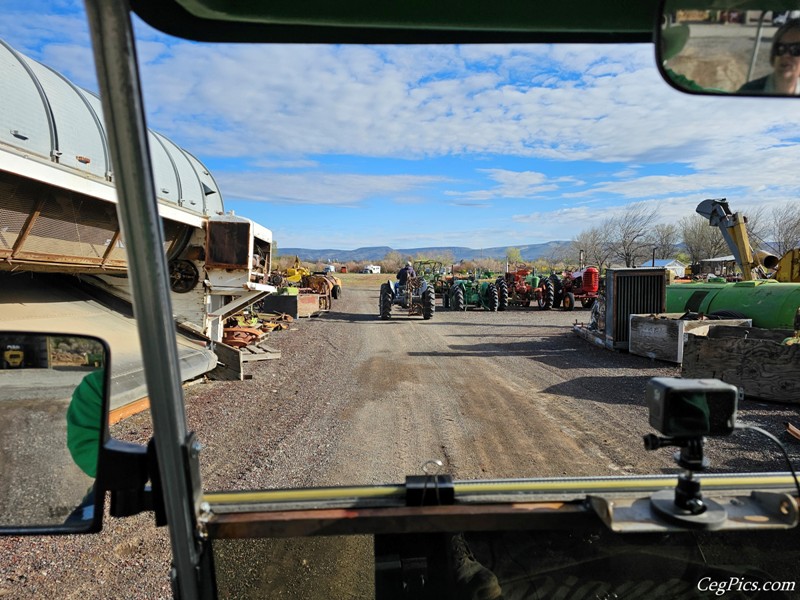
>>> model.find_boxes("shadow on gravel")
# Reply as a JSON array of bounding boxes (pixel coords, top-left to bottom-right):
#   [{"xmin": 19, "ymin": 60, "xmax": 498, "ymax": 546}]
[
  {"xmin": 409, "ymin": 337, "xmax": 670, "ymax": 372},
  {"xmin": 317, "ymin": 312, "xmax": 383, "ymax": 322},
  {"xmin": 423, "ymin": 321, "xmax": 566, "ymax": 328},
  {"xmin": 540, "ymin": 375, "xmax": 654, "ymax": 406}
]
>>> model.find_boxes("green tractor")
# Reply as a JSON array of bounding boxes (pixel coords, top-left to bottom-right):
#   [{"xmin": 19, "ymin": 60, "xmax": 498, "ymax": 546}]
[
  {"xmin": 412, "ymin": 260, "xmax": 447, "ymax": 296},
  {"xmin": 443, "ymin": 271, "xmax": 506, "ymax": 311}
]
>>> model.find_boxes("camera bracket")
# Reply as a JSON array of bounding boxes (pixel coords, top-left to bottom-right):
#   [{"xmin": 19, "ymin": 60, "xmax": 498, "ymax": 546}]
[{"xmin": 643, "ymin": 434, "xmax": 727, "ymax": 529}]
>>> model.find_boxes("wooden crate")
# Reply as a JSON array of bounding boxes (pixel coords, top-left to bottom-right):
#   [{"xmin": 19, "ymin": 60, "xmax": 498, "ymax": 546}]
[
  {"xmin": 681, "ymin": 326, "xmax": 800, "ymax": 403},
  {"xmin": 629, "ymin": 313, "xmax": 751, "ymax": 363}
]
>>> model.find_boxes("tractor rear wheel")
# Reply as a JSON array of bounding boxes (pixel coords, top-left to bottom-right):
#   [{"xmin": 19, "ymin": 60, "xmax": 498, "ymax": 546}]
[
  {"xmin": 486, "ymin": 283, "xmax": 499, "ymax": 311},
  {"xmin": 538, "ymin": 279, "xmax": 554, "ymax": 310},
  {"xmin": 495, "ymin": 278, "xmax": 509, "ymax": 311},
  {"xmin": 562, "ymin": 291, "xmax": 575, "ymax": 311},
  {"xmin": 379, "ymin": 283, "xmax": 393, "ymax": 320},
  {"xmin": 451, "ymin": 286, "xmax": 465, "ymax": 311},
  {"xmin": 550, "ymin": 275, "xmax": 563, "ymax": 308},
  {"xmin": 422, "ymin": 288, "xmax": 435, "ymax": 320}
]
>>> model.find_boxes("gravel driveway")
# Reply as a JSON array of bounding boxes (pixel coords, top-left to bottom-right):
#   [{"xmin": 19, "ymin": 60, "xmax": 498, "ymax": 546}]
[{"xmin": 2, "ymin": 285, "xmax": 799, "ymax": 599}]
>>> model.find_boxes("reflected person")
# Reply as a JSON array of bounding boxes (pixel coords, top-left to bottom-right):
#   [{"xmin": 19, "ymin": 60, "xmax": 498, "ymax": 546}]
[{"xmin": 739, "ymin": 19, "xmax": 800, "ymax": 94}]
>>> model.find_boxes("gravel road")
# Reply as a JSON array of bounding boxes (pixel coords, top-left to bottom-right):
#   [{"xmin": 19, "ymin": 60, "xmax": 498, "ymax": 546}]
[{"xmin": 2, "ymin": 284, "xmax": 799, "ymax": 599}]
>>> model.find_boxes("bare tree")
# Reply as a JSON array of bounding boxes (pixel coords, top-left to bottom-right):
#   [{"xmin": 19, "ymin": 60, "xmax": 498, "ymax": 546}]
[
  {"xmin": 432, "ymin": 250, "xmax": 456, "ymax": 266},
  {"xmin": 679, "ymin": 215, "xmax": 728, "ymax": 266},
  {"xmin": 381, "ymin": 251, "xmax": 404, "ymax": 273},
  {"xmin": 647, "ymin": 223, "xmax": 680, "ymax": 260},
  {"xmin": 571, "ymin": 226, "xmax": 614, "ymax": 270},
  {"xmin": 607, "ymin": 204, "xmax": 657, "ymax": 267},
  {"xmin": 761, "ymin": 202, "xmax": 800, "ymax": 256}
]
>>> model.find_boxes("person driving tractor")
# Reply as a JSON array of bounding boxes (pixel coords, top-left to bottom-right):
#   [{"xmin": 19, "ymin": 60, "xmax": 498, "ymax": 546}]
[{"xmin": 396, "ymin": 260, "xmax": 416, "ymax": 293}]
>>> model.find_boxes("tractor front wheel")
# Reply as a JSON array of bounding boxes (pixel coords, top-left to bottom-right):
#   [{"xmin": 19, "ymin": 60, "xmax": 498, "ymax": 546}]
[
  {"xmin": 581, "ymin": 298, "xmax": 596, "ymax": 309},
  {"xmin": 332, "ymin": 284, "xmax": 342, "ymax": 299},
  {"xmin": 562, "ymin": 292, "xmax": 575, "ymax": 311}
]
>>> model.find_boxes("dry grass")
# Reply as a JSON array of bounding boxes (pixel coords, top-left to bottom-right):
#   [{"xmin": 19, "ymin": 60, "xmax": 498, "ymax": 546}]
[{"xmin": 336, "ymin": 272, "xmax": 392, "ymax": 290}]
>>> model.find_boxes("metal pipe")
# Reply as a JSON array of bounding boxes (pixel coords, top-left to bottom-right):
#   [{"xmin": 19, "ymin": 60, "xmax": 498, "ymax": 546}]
[{"xmin": 83, "ymin": 1, "xmax": 202, "ymax": 598}]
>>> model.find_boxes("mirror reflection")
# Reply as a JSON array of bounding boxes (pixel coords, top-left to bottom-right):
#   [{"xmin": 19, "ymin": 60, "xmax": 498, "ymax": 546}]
[
  {"xmin": 661, "ymin": 3, "xmax": 800, "ymax": 95},
  {"xmin": 0, "ymin": 334, "xmax": 106, "ymax": 531}
]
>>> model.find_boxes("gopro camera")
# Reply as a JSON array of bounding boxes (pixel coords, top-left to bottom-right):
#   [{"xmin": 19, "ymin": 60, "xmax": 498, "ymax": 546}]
[{"xmin": 647, "ymin": 378, "xmax": 739, "ymax": 438}]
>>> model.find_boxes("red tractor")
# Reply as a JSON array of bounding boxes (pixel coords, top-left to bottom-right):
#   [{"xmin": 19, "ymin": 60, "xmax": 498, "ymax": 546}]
[
  {"xmin": 502, "ymin": 267, "xmax": 556, "ymax": 310},
  {"xmin": 551, "ymin": 266, "xmax": 600, "ymax": 310}
]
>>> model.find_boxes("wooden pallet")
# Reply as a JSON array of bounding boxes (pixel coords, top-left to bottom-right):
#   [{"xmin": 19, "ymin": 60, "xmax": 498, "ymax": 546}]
[{"xmin": 241, "ymin": 341, "xmax": 281, "ymax": 362}]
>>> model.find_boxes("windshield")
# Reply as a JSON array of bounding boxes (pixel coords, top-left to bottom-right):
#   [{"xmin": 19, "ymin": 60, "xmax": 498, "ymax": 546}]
[{"xmin": 2, "ymin": 1, "xmax": 800, "ymax": 598}]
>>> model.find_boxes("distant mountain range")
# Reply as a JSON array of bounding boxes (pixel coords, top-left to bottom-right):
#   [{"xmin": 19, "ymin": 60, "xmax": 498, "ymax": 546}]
[{"xmin": 280, "ymin": 241, "xmax": 571, "ymax": 263}]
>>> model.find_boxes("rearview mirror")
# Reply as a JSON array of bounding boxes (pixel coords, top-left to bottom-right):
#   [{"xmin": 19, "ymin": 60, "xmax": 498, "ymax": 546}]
[
  {"xmin": 658, "ymin": 1, "xmax": 800, "ymax": 96},
  {"xmin": 0, "ymin": 333, "xmax": 108, "ymax": 534}
]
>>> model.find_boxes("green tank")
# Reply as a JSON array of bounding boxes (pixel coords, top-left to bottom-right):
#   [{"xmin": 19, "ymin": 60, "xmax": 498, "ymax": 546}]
[{"xmin": 665, "ymin": 280, "xmax": 800, "ymax": 329}]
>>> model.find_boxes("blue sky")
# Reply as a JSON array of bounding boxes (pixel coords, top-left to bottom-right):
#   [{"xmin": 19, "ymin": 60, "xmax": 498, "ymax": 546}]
[{"xmin": 2, "ymin": 1, "xmax": 799, "ymax": 250}]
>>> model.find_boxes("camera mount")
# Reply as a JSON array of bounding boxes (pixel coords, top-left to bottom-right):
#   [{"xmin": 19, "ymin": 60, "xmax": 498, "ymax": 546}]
[{"xmin": 643, "ymin": 434, "xmax": 727, "ymax": 529}]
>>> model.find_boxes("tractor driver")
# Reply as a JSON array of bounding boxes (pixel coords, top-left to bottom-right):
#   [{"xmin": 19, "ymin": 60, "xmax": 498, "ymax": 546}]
[{"xmin": 396, "ymin": 261, "xmax": 416, "ymax": 294}]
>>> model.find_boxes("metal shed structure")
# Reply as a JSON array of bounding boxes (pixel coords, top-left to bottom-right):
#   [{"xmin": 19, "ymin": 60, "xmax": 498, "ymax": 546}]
[{"xmin": 0, "ymin": 38, "xmax": 223, "ymax": 273}]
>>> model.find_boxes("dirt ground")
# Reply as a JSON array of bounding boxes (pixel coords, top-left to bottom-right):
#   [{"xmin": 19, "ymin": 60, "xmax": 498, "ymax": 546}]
[
  {"xmin": 669, "ymin": 22, "xmax": 776, "ymax": 92},
  {"xmin": 2, "ymin": 285, "xmax": 800, "ymax": 599}
]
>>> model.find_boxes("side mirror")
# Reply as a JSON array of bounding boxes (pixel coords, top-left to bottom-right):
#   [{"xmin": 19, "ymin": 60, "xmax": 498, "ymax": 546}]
[
  {"xmin": 0, "ymin": 333, "xmax": 108, "ymax": 534},
  {"xmin": 658, "ymin": 0, "xmax": 800, "ymax": 97}
]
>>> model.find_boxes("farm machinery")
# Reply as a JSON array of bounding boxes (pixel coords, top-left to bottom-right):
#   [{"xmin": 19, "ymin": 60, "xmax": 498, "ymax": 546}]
[
  {"xmin": 270, "ymin": 257, "xmax": 342, "ymax": 300},
  {"xmin": 379, "ymin": 275, "xmax": 435, "ymax": 320},
  {"xmin": 443, "ymin": 271, "xmax": 504, "ymax": 311},
  {"xmin": 550, "ymin": 266, "xmax": 600, "ymax": 310},
  {"xmin": 664, "ymin": 198, "xmax": 800, "ymax": 329},
  {"xmin": 412, "ymin": 260, "xmax": 447, "ymax": 296},
  {"xmin": 500, "ymin": 267, "xmax": 559, "ymax": 310}
]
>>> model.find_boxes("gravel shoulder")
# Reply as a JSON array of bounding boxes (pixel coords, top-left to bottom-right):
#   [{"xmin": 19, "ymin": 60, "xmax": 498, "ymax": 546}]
[{"xmin": 2, "ymin": 285, "xmax": 799, "ymax": 599}]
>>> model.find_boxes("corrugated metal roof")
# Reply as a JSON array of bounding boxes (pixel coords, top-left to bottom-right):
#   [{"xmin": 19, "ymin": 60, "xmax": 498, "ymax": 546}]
[{"xmin": 0, "ymin": 38, "xmax": 223, "ymax": 217}]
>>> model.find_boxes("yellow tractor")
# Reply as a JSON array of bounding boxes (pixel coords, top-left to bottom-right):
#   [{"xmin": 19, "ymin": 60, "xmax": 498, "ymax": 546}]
[{"xmin": 272, "ymin": 257, "xmax": 342, "ymax": 301}]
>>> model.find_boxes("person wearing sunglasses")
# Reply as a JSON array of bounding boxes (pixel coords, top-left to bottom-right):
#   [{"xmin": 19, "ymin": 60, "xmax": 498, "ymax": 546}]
[{"xmin": 739, "ymin": 18, "xmax": 800, "ymax": 94}]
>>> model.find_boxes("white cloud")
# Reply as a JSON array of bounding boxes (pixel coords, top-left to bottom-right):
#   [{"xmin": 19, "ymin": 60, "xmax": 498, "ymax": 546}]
[
  {"xmin": 3, "ymin": 4, "xmax": 800, "ymax": 249},
  {"xmin": 217, "ymin": 171, "xmax": 449, "ymax": 206}
]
